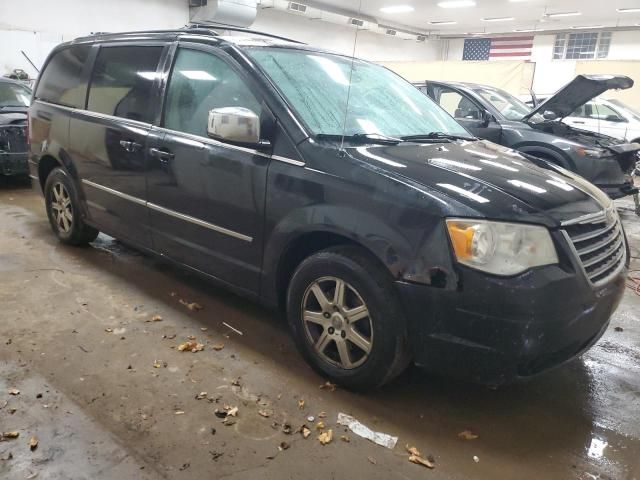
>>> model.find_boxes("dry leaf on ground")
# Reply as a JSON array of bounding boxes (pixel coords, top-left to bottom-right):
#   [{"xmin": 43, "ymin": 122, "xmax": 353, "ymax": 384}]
[
  {"xmin": 318, "ymin": 411, "xmax": 327, "ymax": 419},
  {"xmin": 8, "ymin": 389, "xmax": 19, "ymax": 396},
  {"xmin": 458, "ymin": 430, "xmax": 479, "ymax": 441},
  {"xmin": 226, "ymin": 406, "xmax": 239, "ymax": 417},
  {"xmin": 1, "ymin": 431, "xmax": 19, "ymax": 440},
  {"xmin": 258, "ymin": 409, "xmax": 272, "ymax": 418},
  {"xmin": 195, "ymin": 392, "xmax": 208, "ymax": 400},
  {"xmin": 319, "ymin": 381, "xmax": 337, "ymax": 392},
  {"xmin": 28, "ymin": 436, "xmax": 38, "ymax": 451},
  {"xmin": 406, "ymin": 445, "xmax": 421, "ymax": 456},
  {"xmin": 409, "ymin": 454, "xmax": 435, "ymax": 469},
  {"xmin": 212, "ymin": 343, "xmax": 224, "ymax": 351},
  {"xmin": 179, "ymin": 300, "xmax": 203, "ymax": 311},
  {"xmin": 318, "ymin": 429, "xmax": 333, "ymax": 445},
  {"xmin": 298, "ymin": 399, "xmax": 305, "ymax": 410},
  {"xmin": 301, "ymin": 426, "xmax": 311, "ymax": 439},
  {"xmin": 177, "ymin": 341, "xmax": 204, "ymax": 352},
  {"xmin": 315, "ymin": 421, "xmax": 325, "ymax": 430},
  {"xmin": 340, "ymin": 435, "xmax": 350, "ymax": 443},
  {"xmin": 147, "ymin": 315, "xmax": 163, "ymax": 322}
]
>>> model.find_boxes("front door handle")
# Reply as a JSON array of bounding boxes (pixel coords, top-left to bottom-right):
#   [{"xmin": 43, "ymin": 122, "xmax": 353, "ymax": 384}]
[
  {"xmin": 149, "ymin": 147, "xmax": 175, "ymax": 163},
  {"xmin": 120, "ymin": 140, "xmax": 142, "ymax": 152}
]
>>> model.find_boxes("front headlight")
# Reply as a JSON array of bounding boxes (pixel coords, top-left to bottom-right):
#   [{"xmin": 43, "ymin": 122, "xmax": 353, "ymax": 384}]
[
  {"xmin": 574, "ymin": 146, "xmax": 607, "ymax": 158},
  {"xmin": 446, "ymin": 219, "xmax": 558, "ymax": 275}
]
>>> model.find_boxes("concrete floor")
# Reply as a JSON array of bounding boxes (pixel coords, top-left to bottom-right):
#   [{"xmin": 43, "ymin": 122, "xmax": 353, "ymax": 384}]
[{"xmin": 1, "ymin": 177, "xmax": 639, "ymax": 480}]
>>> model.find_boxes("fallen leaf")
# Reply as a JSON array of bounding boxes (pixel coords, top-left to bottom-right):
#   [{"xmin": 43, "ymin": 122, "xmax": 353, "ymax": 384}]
[
  {"xmin": 409, "ymin": 454, "xmax": 435, "ymax": 469},
  {"xmin": 179, "ymin": 299, "xmax": 203, "ymax": 311},
  {"xmin": 318, "ymin": 411, "xmax": 327, "ymax": 419},
  {"xmin": 195, "ymin": 392, "xmax": 208, "ymax": 400},
  {"xmin": 8, "ymin": 389, "xmax": 19, "ymax": 396},
  {"xmin": 177, "ymin": 341, "xmax": 204, "ymax": 352},
  {"xmin": 458, "ymin": 430, "xmax": 479, "ymax": 441},
  {"xmin": 149, "ymin": 315, "xmax": 163, "ymax": 322},
  {"xmin": 315, "ymin": 421, "xmax": 325, "ymax": 430},
  {"xmin": 406, "ymin": 445, "xmax": 421, "ymax": 456},
  {"xmin": 1, "ymin": 431, "xmax": 19, "ymax": 440},
  {"xmin": 301, "ymin": 426, "xmax": 311, "ymax": 439},
  {"xmin": 319, "ymin": 381, "xmax": 337, "ymax": 392},
  {"xmin": 231, "ymin": 378, "xmax": 241, "ymax": 387},
  {"xmin": 212, "ymin": 343, "xmax": 225, "ymax": 351},
  {"xmin": 258, "ymin": 409, "xmax": 272, "ymax": 418},
  {"xmin": 340, "ymin": 435, "xmax": 350, "ymax": 443},
  {"xmin": 28, "ymin": 436, "xmax": 38, "ymax": 451},
  {"xmin": 368, "ymin": 456, "xmax": 377, "ymax": 465},
  {"xmin": 298, "ymin": 399, "xmax": 305, "ymax": 410},
  {"xmin": 318, "ymin": 429, "xmax": 333, "ymax": 445},
  {"xmin": 226, "ymin": 406, "xmax": 238, "ymax": 417},
  {"xmin": 223, "ymin": 417, "xmax": 236, "ymax": 426}
]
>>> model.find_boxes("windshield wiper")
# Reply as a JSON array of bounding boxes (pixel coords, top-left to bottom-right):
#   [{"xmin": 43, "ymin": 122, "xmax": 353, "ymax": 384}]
[
  {"xmin": 316, "ymin": 133, "xmax": 403, "ymax": 145},
  {"xmin": 401, "ymin": 132, "xmax": 476, "ymax": 142}
]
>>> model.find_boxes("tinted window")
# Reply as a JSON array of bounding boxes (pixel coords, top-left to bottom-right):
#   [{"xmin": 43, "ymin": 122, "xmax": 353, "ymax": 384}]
[
  {"xmin": 87, "ymin": 46, "xmax": 163, "ymax": 123},
  {"xmin": 164, "ymin": 48, "xmax": 261, "ymax": 137},
  {"xmin": 0, "ymin": 82, "xmax": 31, "ymax": 107},
  {"xmin": 35, "ymin": 46, "xmax": 91, "ymax": 108},
  {"xmin": 435, "ymin": 88, "xmax": 482, "ymax": 121}
]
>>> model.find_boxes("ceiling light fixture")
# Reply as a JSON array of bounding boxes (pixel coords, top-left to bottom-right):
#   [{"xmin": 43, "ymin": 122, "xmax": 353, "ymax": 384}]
[
  {"xmin": 380, "ymin": 5, "xmax": 414, "ymax": 13},
  {"xmin": 508, "ymin": 0, "xmax": 530, "ymax": 2},
  {"xmin": 482, "ymin": 16, "xmax": 515, "ymax": 22},
  {"xmin": 617, "ymin": 8, "xmax": 640, "ymax": 13},
  {"xmin": 513, "ymin": 28, "xmax": 544, "ymax": 32},
  {"xmin": 429, "ymin": 20, "xmax": 457, "ymax": 24},
  {"xmin": 570, "ymin": 25, "xmax": 604, "ymax": 29},
  {"xmin": 437, "ymin": 0, "xmax": 476, "ymax": 8},
  {"xmin": 547, "ymin": 11, "xmax": 581, "ymax": 17}
]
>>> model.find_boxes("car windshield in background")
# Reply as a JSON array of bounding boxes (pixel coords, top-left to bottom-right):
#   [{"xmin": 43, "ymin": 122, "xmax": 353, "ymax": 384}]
[
  {"xmin": 473, "ymin": 86, "xmax": 541, "ymax": 122},
  {"xmin": 608, "ymin": 98, "xmax": 640, "ymax": 123},
  {"xmin": 0, "ymin": 82, "xmax": 31, "ymax": 108},
  {"xmin": 248, "ymin": 48, "xmax": 469, "ymax": 139}
]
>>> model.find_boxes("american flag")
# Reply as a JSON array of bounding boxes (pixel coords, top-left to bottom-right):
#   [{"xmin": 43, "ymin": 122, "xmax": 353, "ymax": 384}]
[{"xmin": 462, "ymin": 36, "xmax": 534, "ymax": 61}]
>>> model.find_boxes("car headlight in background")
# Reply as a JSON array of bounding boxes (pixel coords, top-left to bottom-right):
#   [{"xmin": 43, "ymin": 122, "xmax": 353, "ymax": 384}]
[{"xmin": 446, "ymin": 219, "xmax": 558, "ymax": 275}]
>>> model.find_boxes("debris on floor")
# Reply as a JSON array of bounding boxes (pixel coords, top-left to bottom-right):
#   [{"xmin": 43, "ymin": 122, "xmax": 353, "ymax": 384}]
[
  {"xmin": 406, "ymin": 445, "xmax": 435, "ymax": 469},
  {"xmin": 8, "ymin": 389, "xmax": 20, "ymax": 395},
  {"xmin": 28, "ymin": 436, "xmax": 38, "ymax": 451},
  {"xmin": 458, "ymin": 430, "xmax": 479, "ymax": 440},
  {"xmin": 1, "ymin": 431, "xmax": 20, "ymax": 440},
  {"xmin": 298, "ymin": 399, "xmax": 305, "ymax": 410},
  {"xmin": 367, "ymin": 456, "xmax": 377, "ymax": 465},
  {"xmin": 179, "ymin": 299, "xmax": 203, "ymax": 311},
  {"xmin": 337, "ymin": 413, "xmax": 398, "ymax": 449},
  {"xmin": 318, "ymin": 429, "xmax": 333, "ymax": 445},
  {"xmin": 147, "ymin": 315, "xmax": 163, "ymax": 322},
  {"xmin": 177, "ymin": 340, "xmax": 204, "ymax": 352},
  {"xmin": 319, "ymin": 381, "xmax": 337, "ymax": 392},
  {"xmin": 212, "ymin": 343, "xmax": 224, "ymax": 351},
  {"xmin": 473, "ymin": 455, "xmax": 480, "ymax": 463},
  {"xmin": 222, "ymin": 322, "xmax": 243, "ymax": 336}
]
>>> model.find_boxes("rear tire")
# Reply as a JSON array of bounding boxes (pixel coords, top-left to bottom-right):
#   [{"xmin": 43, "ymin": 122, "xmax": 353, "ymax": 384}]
[
  {"xmin": 287, "ymin": 245, "xmax": 411, "ymax": 390},
  {"xmin": 44, "ymin": 167, "xmax": 98, "ymax": 245}
]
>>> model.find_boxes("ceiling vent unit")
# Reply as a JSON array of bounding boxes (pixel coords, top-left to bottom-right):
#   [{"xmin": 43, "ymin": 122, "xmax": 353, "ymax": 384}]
[
  {"xmin": 350, "ymin": 18, "xmax": 365, "ymax": 28},
  {"xmin": 386, "ymin": 29, "xmax": 397, "ymax": 36},
  {"xmin": 190, "ymin": 0, "xmax": 257, "ymax": 27},
  {"xmin": 288, "ymin": 2, "xmax": 307, "ymax": 13}
]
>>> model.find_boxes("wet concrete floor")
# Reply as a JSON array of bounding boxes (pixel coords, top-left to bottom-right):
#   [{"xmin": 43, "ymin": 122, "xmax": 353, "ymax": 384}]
[{"xmin": 1, "ymin": 177, "xmax": 639, "ymax": 479}]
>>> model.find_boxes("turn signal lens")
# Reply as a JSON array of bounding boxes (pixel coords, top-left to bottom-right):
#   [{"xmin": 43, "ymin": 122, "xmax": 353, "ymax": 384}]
[{"xmin": 445, "ymin": 219, "xmax": 558, "ymax": 275}]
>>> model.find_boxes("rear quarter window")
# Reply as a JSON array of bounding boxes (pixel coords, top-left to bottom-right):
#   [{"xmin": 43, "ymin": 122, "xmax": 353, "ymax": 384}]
[{"xmin": 35, "ymin": 45, "xmax": 91, "ymax": 108}]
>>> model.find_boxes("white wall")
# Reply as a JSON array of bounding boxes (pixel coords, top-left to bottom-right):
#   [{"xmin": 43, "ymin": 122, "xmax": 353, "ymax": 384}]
[
  {"xmin": 0, "ymin": 0, "xmax": 188, "ymax": 78},
  {"xmin": 252, "ymin": 8, "xmax": 440, "ymax": 62}
]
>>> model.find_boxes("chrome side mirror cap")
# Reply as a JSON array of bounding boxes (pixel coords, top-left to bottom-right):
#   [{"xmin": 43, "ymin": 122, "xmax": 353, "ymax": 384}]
[{"xmin": 207, "ymin": 107, "xmax": 261, "ymax": 146}]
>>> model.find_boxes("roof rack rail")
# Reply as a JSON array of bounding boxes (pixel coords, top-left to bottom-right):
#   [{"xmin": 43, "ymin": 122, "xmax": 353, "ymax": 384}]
[{"xmin": 185, "ymin": 23, "xmax": 305, "ymax": 44}]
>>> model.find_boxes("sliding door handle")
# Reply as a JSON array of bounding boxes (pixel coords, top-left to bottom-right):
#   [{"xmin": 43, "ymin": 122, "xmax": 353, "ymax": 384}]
[{"xmin": 149, "ymin": 148, "xmax": 175, "ymax": 162}]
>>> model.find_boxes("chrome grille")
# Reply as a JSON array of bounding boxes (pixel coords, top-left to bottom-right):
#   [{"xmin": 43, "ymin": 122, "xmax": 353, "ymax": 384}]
[{"xmin": 562, "ymin": 208, "xmax": 626, "ymax": 286}]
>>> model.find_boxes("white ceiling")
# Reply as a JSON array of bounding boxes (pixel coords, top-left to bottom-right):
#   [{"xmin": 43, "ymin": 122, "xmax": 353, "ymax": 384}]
[{"xmin": 307, "ymin": 0, "xmax": 640, "ymax": 36}]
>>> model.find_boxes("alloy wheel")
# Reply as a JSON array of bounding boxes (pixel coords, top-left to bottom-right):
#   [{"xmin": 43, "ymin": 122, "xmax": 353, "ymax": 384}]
[
  {"xmin": 50, "ymin": 182, "xmax": 73, "ymax": 233},
  {"xmin": 301, "ymin": 276, "xmax": 373, "ymax": 369}
]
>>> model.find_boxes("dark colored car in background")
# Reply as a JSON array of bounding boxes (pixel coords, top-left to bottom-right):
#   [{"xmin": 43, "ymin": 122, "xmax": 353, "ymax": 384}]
[
  {"xmin": 0, "ymin": 78, "xmax": 31, "ymax": 176},
  {"xmin": 415, "ymin": 76, "xmax": 640, "ymax": 201},
  {"xmin": 29, "ymin": 27, "xmax": 627, "ymax": 389}
]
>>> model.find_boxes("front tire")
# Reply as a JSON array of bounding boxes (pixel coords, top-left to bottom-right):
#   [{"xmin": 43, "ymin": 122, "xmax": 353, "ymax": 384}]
[
  {"xmin": 44, "ymin": 168, "xmax": 98, "ymax": 245},
  {"xmin": 287, "ymin": 246, "xmax": 411, "ymax": 390}
]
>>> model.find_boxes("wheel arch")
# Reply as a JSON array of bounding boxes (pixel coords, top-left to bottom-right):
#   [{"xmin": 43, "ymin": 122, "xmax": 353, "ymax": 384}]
[
  {"xmin": 37, "ymin": 155, "xmax": 63, "ymax": 192},
  {"xmin": 513, "ymin": 143, "xmax": 575, "ymax": 170}
]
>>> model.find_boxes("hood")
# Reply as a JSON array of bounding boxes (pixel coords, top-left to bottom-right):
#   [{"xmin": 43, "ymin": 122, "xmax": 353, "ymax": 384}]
[
  {"xmin": 0, "ymin": 109, "xmax": 28, "ymax": 126},
  {"xmin": 346, "ymin": 139, "xmax": 610, "ymax": 226},
  {"xmin": 523, "ymin": 74, "xmax": 634, "ymax": 121}
]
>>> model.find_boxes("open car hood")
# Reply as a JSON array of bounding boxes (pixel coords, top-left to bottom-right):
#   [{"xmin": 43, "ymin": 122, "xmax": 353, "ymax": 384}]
[{"xmin": 522, "ymin": 74, "xmax": 634, "ymax": 121}]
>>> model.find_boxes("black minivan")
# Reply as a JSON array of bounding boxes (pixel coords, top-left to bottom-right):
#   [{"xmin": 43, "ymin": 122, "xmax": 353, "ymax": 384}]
[{"xmin": 29, "ymin": 27, "xmax": 628, "ymax": 389}]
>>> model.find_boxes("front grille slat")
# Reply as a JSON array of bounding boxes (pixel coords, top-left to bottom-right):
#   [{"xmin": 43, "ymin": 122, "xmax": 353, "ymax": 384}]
[{"xmin": 562, "ymin": 208, "xmax": 626, "ymax": 286}]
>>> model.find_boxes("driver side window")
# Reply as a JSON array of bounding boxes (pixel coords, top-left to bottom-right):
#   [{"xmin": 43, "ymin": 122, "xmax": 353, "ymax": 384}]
[
  {"xmin": 164, "ymin": 48, "xmax": 261, "ymax": 137},
  {"xmin": 436, "ymin": 88, "xmax": 482, "ymax": 121}
]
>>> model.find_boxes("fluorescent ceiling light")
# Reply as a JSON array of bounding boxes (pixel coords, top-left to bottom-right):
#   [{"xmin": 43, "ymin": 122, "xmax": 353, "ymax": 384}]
[
  {"xmin": 482, "ymin": 16, "xmax": 515, "ymax": 22},
  {"xmin": 429, "ymin": 20, "xmax": 457, "ymax": 24},
  {"xmin": 570, "ymin": 25, "xmax": 604, "ymax": 29},
  {"xmin": 547, "ymin": 11, "xmax": 581, "ymax": 17},
  {"xmin": 438, "ymin": 0, "xmax": 476, "ymax": 8},
  {"xmin": 617, "ymin": 8, "xmax": 640, "ymax": 13},
  {"xmin": 466, "ymin": 31, "xmax": 489, "ymax": 35},
  {"xmin": 508, "ymin": 0, "xmax": 530, "ymax": 2},
  {"xmin": 513, "ymin": 28, "xmax": 544, "ymax": 32},
  {"xmin": 380, "ymin": 5, "xmax": 414, "ymax": 13}
]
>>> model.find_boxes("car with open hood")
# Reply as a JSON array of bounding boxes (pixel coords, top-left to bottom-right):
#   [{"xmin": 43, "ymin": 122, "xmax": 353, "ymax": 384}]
[
  {"xmin": 415, "ymin": 75, "xmax": 640, "ymax": 202},
  {"xmin": 0, "ymin": 78, "xmax": 31, "ymax": 176},
  {"xmin": 29, "ymin": 26, "xmax": 628, "ymax": 389}
]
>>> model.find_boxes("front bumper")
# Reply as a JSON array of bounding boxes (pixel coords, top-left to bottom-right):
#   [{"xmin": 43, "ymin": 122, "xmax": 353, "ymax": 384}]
[
  {"xmin": 397, "ymin": 257, "xmax": 626, "ymax": 385},
  {"xmin": 0, "ymin": 152, "xmax": 28, "ymax": 175}
]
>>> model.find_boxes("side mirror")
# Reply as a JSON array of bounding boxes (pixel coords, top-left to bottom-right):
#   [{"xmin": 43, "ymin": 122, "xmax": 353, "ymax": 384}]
[
  {"xmin": 543, "ymin": 111, "xmax": 558, "ymax": 121},
  {"xmin": 207, "ymin": 107, "xmax": 266, "ymax": 148},
  {"xmin": 605, "ymin": 114, "xmax": 625, "ymax": 123},
  {"xmin": 481, "ymin": 111, "xmax": 493, "ymax": 127}
]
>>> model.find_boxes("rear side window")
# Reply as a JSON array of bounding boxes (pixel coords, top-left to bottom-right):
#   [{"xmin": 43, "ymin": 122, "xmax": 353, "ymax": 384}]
[
  {"xmin": 35, "ymin": 46, "xmax": 91, "ymax": 108},
  {"xmin": 87, "ymin": 46, "xmax": 163, "ymax": 123}
]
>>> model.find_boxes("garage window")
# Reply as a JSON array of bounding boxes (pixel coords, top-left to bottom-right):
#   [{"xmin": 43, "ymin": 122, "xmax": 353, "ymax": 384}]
[
  {"xmin": 163, "ymin": 48, "xmax": 261, "ymax": 138},
  {"xmin": 87, "ymin": 46, "xmax": 163, "ymax": 123},
  {"xmin": 35, "ymin": 45, "xmax": 91, "ymax": 108},
  {"xmin": 552, "ymin": 32, "xmax": 611, "ymax": 60}
]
